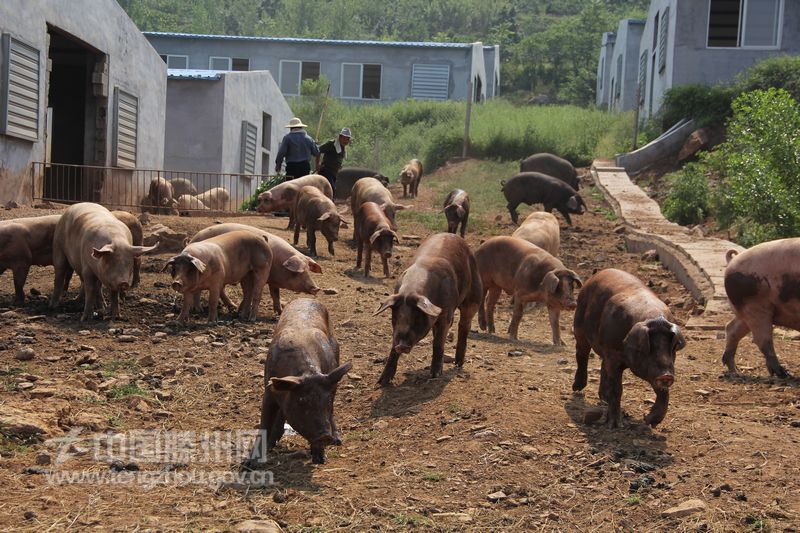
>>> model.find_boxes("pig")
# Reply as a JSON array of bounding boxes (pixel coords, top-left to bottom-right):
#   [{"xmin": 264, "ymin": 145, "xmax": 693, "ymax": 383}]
[
  {"xmin": 501, "ymin": 172, "xmax": 586, "ymax": 225},
  {"xmin": 294, "ymin": 186, "xmax": 348, "ymax": 257},
  {"xmin": 148, "ymin": 177, "xmax": 179, "ymax": 214},
  {"xmin": 248, "ymin": 298, "xmax": 351, "ymax": 465},
  {"xmin": 334, "ymin": 168, "xmax": 389, "ymax": 200},
  {"xmin": 476, "ymin": 236, "xmax": 582, "ymax": 345},
  {"xmin": 572, "ymin": 269, "xmax": 685, "ymax": 428},
  {"xmin": 350, "ymin": 177, "xmax": 409, "ymax": 239},
  {"xmin": 355, "ymin": 202, "xmax": 399, "ymax": 278},
  {"xmin": 721, "ymin": 240, "xmax": 800, "ymax": 378},
  {"xmin": 511, "ymin": 211, "xmax": 560, "ymax": 256},
  {"xmin": 256, "ymin": 174, "xmax": 333, "ymax": 229},
  {"xmin": 163, "ymin": 230, "xmax": 273, "ymax": 324},
  {"xmin": 399, "ymin": 158, "xmax": 423, "ymax": 198},
  {"xmin": 176, "ymin": 194, "xmax": 209, "ymax": 214},
  {"xmin": 0, "ymin": 215, "xmax": 61, "ymax": 305},
  {"xmin": 196, "ymin": 187, "xmax": 230, "ymax": 210},
  {"xmin": 189, "ymin": 223, "xmax": 322, "ymax": 315},
  {"xmin": 443, "ymin": 189, "xmax": 470, "ymax": 237},
  {"xmin": 168, "ymin": 177, "xmax": 197, "ymax": 198},
  {"xmin": 111, "ymin": 211, "xmax": 143, "ymax": 288},
  {"xmin": 374, "ymin": 233, "xmax": 482, "ymax": 386},
  {"xmin": 50, "ymin": 203, "xmax": 157, "ymax": 321},
  {"xmin": 519, "ymin": 153, "xmax": 580, "ymax": 190}
]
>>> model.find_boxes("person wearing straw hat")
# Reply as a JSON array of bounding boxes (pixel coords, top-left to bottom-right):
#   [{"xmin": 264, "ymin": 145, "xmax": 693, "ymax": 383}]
[
  {"xmin": 275, "ymin": 117, "xmax": 320, "ymax": 180},
  {"xmin": 315, "ymin": 127, "xmax": 352, "ymax": 194}
]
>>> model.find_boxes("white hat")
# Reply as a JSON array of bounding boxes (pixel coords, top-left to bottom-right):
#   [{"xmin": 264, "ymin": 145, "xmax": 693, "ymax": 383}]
[
  {"xmin": 339, "ymin": 128, "xmax": 352, "ymax": 138},
  {"xmin": 285, "ymin": 117, "xmax": 308, "ymax": 128}
]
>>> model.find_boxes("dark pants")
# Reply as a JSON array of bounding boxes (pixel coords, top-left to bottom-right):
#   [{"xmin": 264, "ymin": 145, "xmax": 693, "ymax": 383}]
[
  {"xmin": 284, "ymin": 161, "xmax": 311, "ymax": 181},
  {"xmin": 318, "ymin": 167, "xmax": 337, "ymax": 194}
]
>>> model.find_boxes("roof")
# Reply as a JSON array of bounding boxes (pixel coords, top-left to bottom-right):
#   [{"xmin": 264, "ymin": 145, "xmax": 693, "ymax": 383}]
[
  {"xmin": 167, "ymin": 69, "xmax": 223, "ymax": 80},
  {"xmin": 146, "ymin": 31, "xmax": 478, "ymax": 50}
]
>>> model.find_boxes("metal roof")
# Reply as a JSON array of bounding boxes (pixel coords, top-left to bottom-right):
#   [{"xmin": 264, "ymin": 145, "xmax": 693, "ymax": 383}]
[
  {"xmin": 146, "ymin": 31, "xmax": 477, "ymax": 50},
  {"xmin": 167, "ymin": 69, "xmax": 223, "ymax": 80}
]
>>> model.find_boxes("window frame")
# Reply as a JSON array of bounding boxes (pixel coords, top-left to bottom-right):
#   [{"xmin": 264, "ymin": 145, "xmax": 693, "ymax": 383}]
[
  {"xmin": 232, "ymin": 57, "xmax": 250, "ymax": 71},
  {"xmin": 340, "ymin": 62, "xmax": 382, "ymax": 100},
  {"xmin": 279, "ymin": 60, "xmax": 321, "ymax": 96},
  {"xmin": 112, "ymin": 87, "xmax": 138, "ymax": 169},
  {"xmin": 165, "ymin": 54, "xmax": 189, "ymax": 69},
  {"xmin": 706, "ymin": 0, "xmax": 784, "ymax": 50},
  {"xmin": 0, "ymin": 33, "xmax": 41, "ymax": 142},
  {"xmin": 658, "ymin": 7, "xmax": 669, "ymax": 73},
  {"xmin": 209, "ymin": 56, "xmax": 232, "ymax": 70}
]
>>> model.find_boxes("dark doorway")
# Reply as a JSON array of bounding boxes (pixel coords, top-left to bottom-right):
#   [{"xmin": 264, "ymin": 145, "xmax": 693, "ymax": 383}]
[
  {"xmin": 473, "ymin": 76, "xmax": 483, "ymax": 103},
  {"xmin": 44, "ymin": 27, "xmax": 106, "ymax": 202}
]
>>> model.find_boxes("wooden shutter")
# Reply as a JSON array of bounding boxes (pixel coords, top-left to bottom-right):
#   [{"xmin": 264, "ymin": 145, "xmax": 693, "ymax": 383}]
[
  {"xmin": 240, "ymin": 121, "xmax": 257, "ymax": 174},
  {"xmin": 658, "ymin": 7, "xmax": 669, "ymax": 72},
  {"xmin": 412, "ymin": 64, "xmax": 450, "ymax": 101},
  {"xmin": 1, "ymin": 33, "xmax": 40, "ymax": 141},
  {"xmin": 113, "ymin": 87, "xmax": 138, "ymax": 168}
]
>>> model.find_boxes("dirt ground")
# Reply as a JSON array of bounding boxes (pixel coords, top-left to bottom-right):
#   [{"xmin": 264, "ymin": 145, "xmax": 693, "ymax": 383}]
[{"xmin": 1, "ymin": 161, "xmax": 798, "ymax": 532}]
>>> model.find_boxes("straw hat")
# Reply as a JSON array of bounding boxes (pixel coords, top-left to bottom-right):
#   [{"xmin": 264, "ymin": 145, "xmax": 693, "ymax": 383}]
[
  {"xmin": 285, "ymin": 117, "xmax": 308, "ymax": 128},
  {"xmin": 339, "ymin": 127, "xmax": 352, "ymax": 138}
]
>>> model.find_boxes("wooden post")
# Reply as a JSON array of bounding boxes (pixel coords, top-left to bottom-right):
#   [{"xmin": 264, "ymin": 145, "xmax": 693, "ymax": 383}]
[
  {"xmin": 463, "ymin": 79, "xmax": 473, "ymax": 158},
  {"xmin": 632, "ymin": 84, "xmax": 642, "ymax": 151}
]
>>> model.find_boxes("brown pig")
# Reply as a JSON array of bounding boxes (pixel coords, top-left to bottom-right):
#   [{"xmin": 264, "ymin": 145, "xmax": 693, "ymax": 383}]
[
  {"xmin": 190, "ymin": 223, "xmax": 322, "ymax": 315},
  {"xmin": 164, "ymin": 230, "xmax": 273, "ymax": 324},
  {"xmin": 475, "ymin": 236, "xmax": 582, "ymax": 344},
  {"xmin": 512, "ymin": 211, "xmax": 560, "ymax": 256},
  {"xmin": 572, "ymin": 269, "xmax": 685, "ymax": 428},
  {"xmin": 722, "ymin": 240, "xmax": 800, "ymax": 378},
  {"xmin": 350, "ymin": 177, "xmax": 409, "ymax": 239},
  {"xmin": 196, "ymin": 187, "xmax": 230, "ymax": 210},
  {"xmin": 443, "ymin": 189, "xmax": 470, "ymax": 237},
  {"xmin": 256, "ymin": 174, "xmax": 333, "ymax": 229},
  {"xmin": 399, "ymin": 158, "xmax": 423, "ymax": 198},
  {"xmin": 148, "ymin": 177, "xmax": 179, "ymax": 214},
  {"xmin": 0, "ymin": 215, "xmax": 61, "ymax": 305},
  {"xmin": 50, "ymin": 203, "xmax": 157, "ymax": 321},
  {"xmin": 248, "ymin": 298, "xmax": 351, "ymax": 465},
  {"xmin": 374, "ymin": 233, "xmax": 482, "ymax": 386},
  {"xmin": 293, "ymin": 186, "xmax": 348, "ymax": 257},
  {"xmin": 111, "ymin": 211, "xmax": 143, "ymax": 288},
  {"xmin": 355, "ymin": 202, "xmax": 399, "ymax": 278}
]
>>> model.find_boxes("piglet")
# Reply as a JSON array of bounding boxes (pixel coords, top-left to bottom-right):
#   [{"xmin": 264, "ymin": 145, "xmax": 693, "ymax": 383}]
[
  {"xmin": 249, "ymin": 298, "xmax": 351, "ymax": 465},
  {"xmin": 355, "ymin": 202, "xmax": 399, "ymax": 278},
  {"xmin": 350, "ymin": 177, "xmax": 409, "ymax": 239},
  {"xmin": 476, "ymin": 236, "xmax": 581, "ymax": 344},
  {"xmin": 374, "ymin": 233, "xmax": 482, "ymax": 386},
  {"xmin": 443, "ymin": 189, "xmax": 470, "ymax": 237},
  {"xmin": 572, "ymin": 268, "xmax": 685, "ymax": 428},
  {"xmin": 0, "ymin": 215, "xmax": 61, "ymax": 305},
  {"xmin": 399, "ymin": 158, "xmax": 423, "ymax": 198},
  {"xmin": 164, "ymin": 230, "xmax": 273, "ymax": 323},
  {"xmin": 293, "ymin": 186, "xmax": 348, "ymax": 257}
]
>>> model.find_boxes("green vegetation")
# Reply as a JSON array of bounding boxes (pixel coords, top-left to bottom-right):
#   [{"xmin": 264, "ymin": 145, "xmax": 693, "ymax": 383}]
[
  {"xmin": 422, "ymin": 472, "xmax": 447, "ymax": 482},
  {"xmin": 625, "ymin": 494, "xmax": 642, "ymax": 505},
  {"xmin": 662, "ymin": 164, "xmax": 709, "ymax": 226},
  {"xmin": 108, "ymin": 383, "xmax": 148, "ymax": 399},
  {"xmin": 391, "ymin": 512, "xmax": 431, "ymax": 527},
  {"xmin": 102, "ymin": 358, "xmax": 140, "ymax": 378}
]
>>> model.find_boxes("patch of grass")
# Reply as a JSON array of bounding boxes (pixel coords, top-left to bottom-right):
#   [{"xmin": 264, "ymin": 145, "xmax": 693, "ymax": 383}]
[
  {"xmin": 106, "ymin": 414, "xmax": 126, "ymax": 428},
  {"xmin": 422, "ymin": 471, "xmax": 446, "ymax": 482},
  {"xmin": 396, "ymin": 210, "xmax": 444, "ymax": 233},
  {"xmin": 343, "ymin": 429, "xmax": 372, "ymax": 442},
  {"xmin": 107, "ymin": 383, "xmax": 147, "ymax": 400},
  {"xmin": 746, "ymin": 516, "xmax": 770, "ymax": 532},
  {"xmin": 601, "ymin": 207, "xmax": 618, "ymax": 221},
  {"xmin": 391, "ymin": 512, "xmax": 431, "ymax": 527},
  {"xmin": 102, "ymin": 358, "xmax": 140, "ymax": 378},
  {"xmin": 625, "ymin": 494, "xmax": 642, "ymax": 505}
]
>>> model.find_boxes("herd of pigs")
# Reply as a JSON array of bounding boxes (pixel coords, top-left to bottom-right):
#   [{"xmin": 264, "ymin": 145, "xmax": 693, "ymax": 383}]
[
  {"xmin": 142, "ymin": 177, "xmax": 231, "ymax": 214},
  {"xmin": 1, "ymin": 153, "xmax": 798, "ymax": 465}
]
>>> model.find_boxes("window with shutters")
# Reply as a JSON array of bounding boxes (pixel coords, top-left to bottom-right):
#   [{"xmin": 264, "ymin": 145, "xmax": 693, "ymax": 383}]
[
  {"xmin": 113, "ymin": 88, "xmax": 138, "ymax": 168},
  {"xmin": 209, "ymin": 56, "xmax": 231, "ymax": 70},
  {"xmin": 341, "ymin": 63, "xmax": 381, "ymax": 100},
  {"xmin": 240, "ymin": 121, "xmax": 257, "ymax": 175},
  {"xmin": 614, "ymin": 55, "xmax": 623, "ymax": 99},
  {"xmin": 411, "ymin": 64, "xmax": 450, "ymax": 100},
  {"xmin": 164, "ymin": 55, "xmax": 188, "ymax": 69},
  {"xmin": 279, "ymin": 60, "xmax": 320, "ymax": 96},
  {"xmin": 658, "ymin": 7, "xmax": 669, "ymax": 73},
  {"xmin": 0, "ymin": 34, "xmax": 41, "ymax": 142},
  {"xmin": 708, "ymin": 0, "xmax": 783, "ymax": 48},
  {"xmin": 638, "ymin": 51, "xmax": 648, "ymax": 106}
]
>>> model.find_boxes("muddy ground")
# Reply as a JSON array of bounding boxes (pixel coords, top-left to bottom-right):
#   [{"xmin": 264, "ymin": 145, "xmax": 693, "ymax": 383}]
[{"xmin": 0, "ymin": 161, "xmax": 798, "ymax": 532}]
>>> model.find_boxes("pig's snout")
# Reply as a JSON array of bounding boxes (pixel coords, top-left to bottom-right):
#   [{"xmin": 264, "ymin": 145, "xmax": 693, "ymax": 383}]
[
  {"xmin": 309, "ymin": 286, "xmax": 321, "ymax": 295},
  {"xmin": 171, "ymin": 281, "xmax": 183, "ymax": 292},
  {"xmin": 394, "ymin": 343, "xmax": 412, "ymax": 354},
  {"xmin": 654, "ymin": 373, "xmax": 675, "ymax": 389}
]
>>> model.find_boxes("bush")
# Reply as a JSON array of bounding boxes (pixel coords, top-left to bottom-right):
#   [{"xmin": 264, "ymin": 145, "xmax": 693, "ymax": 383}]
[
  {"xmin": 240, "ymin": 175, "xmax": 284, "ymax": 211},
  {"xmin": 660, "ymin": 84, "xmax": 736, "ymax": 130},
  {"xmin": 662, "ymin": 164, "xmax": 709, "ymax": 225},
  {"xmin": 737, "ymin": 55, "xmax": 800, "ymax": 103}
]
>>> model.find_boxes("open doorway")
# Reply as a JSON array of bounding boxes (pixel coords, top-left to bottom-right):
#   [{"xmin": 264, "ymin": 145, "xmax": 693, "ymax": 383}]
[
  {"xmin": 44, "ymin": 26, "xmax": 107, "ymax": 202},
  {"xmin": 473, "ymin": 76, "xmax": 483, "ymax": 103}
]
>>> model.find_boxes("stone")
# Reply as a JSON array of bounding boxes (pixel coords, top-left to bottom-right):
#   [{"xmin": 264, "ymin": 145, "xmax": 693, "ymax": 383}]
[
  {"xmin": 507, "ymin": 350, "xmax": 524, "ymax": 357},
  {"xmin": 1, "ymin": 408, "xmax": 54, "ymax": 438},
  {"xmin": 35, "ymin": 453, "xmax": 51, "ymax": 465},
  {"xmin": 143, "ymin": 224, "xmax": 188, "ymax": 252},
  {"xmin": 487, "ymin": 491, "xmax": 507, "ymax": 502},
  {"xmin": 661, "ymin": 499, "xmax": 707, "ymax": 519},
  {"xmin": 117, "ymin": 335, "xmax": 136, "ymax": 343},
  {"xmin": 322, "ymin": 288, "xmax": 338, "ymax": 295},
  {"xmin": 436, "ymin": 435, "xmax": 452, "ymax": 443},
  {"xmin": 236, "ymin": 519, "xmax": 282, "ymax": 532},
  {"xmin": 126, "ymin": 396, "xmax": 151, "ymax": 412},
  {"xmin": 15, "ymin": 347, "xmax": 35, "ymax": 361},
  {"xmin": 583, "ymin": 407, "xmax": 604, "ymax": 424},
  {"xmin": 138, "ymin": 355, "xmax": 156, "ymax": 367},
  {"xmin": 678, "ymin": 128, "xmax": 711, "ymax": 162},
  {"xmin": 641, "ymin": 249, "xmax": 659, "ymax": 262}
]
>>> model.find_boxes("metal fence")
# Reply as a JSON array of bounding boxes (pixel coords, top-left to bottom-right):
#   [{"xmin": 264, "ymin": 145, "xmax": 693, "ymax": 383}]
[{"xmin": 31, "ymin": 162, "xmax": 277, "ymax": 214}]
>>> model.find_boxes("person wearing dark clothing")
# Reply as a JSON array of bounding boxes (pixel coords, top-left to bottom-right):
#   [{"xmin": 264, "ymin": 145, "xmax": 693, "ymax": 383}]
[
  {"xmin": 315, "ymin": 127, "xmax": 352, "ymax": 193},
  {"xmin": 275, "ymin": 117, "xmax": 320, "ymax": 180}
]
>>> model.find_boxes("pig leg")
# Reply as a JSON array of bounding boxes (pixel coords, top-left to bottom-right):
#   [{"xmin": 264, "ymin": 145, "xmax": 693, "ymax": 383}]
[
  {"xmin": 749, "ymin": 318, "xmax": 790, "ymax": 378},
  {"xmin": 644, "ymin": 388, "xmax": 670, "ymax": 427},
  {"xmin": 207, "ymin": 285, "xmax": 221, "ymax": 323},
  {"xmin": 455, "ymin": 302, "xmax": 478, "ymax": 367},
  {"xmin": 430, "ymin": 316, "xmax": 449, "ymax": 378},
  {"xmin": 364, "ymin": 245, "xmax": 372, "ymax": 277},
  {"xmin": 268, "ymin": 410, "xmax": 286, "ymax": 449},
  {"xmin": 108, "ymin": 290, "xmax": 121, "ymax": 319},
  {"xmin": 132, "ymin": 258, "xmax": 141, "ymax": 288},
  {"xmin": 460, "ymin": 214, "xmax": 468, "ymax": 238},
  {"xmin": 220, "ymin": 290, "xmax": 238, "ymax": 313},
  {"xmin": 507, "ymin": 294, "xmax": 527, "ymax": 340},
  {"xmin": 553, "ymin": 205, "xmax": 573, "ymax": 226},
  {"xmin": 356, "ymin": 237, "xmax": 364, "ymax": 269},
  {"xmin": 269, "ymin": 285, "xmax": 282, "ymax": 315},
  {"xmin": 307, "ymin": 229, "xmax": 317, "ymax": 257},
  {"xmin": 506, "ymin": 201, "xmax": 520, "ymax": 225},
  {"xmin": 484, "ymin": 286, "xmax": 502, "ymax": 335},
  {"xmin": 547, "ymin": 306, "xmax": 564, "ymax": 346},
  {"xmin": 238, "ymin": 275, "xmax": 254, "ymax": 319},
  {"xmin": 11, "ymin": 265, "xmax": 30, "ymax": 305},
  {"xmin": 572, "ymin": 333, "xmax": 591, "ymax": 391},
  {"xmin": 49, "ymin": 253, "xmax": 70, "ymax": 309},
  {"xmin": 327, "ymin": 238, "xmax": 335, "ymax": 256},
  {"xmin": 599, "ymin": 361, "xmax": 624, "ymax": 428},
  {"xmin": 247, "ymin": 276, "xmax": 267, "ymax": 321},
  {"xmin": 293, "ymin": 219, "xmax": 301, "ymax": 245},
  {"xmin": 191, "ymin": 292, "xmax": 204, "ymax": 314},
  {"xmin": 381, "ymin": 253, "xmax": 390, "ymax": 278},
  {"xmin": 178, "ymin": 292, "xmax": 193, "ymax": 323},
  {"xmin": 80, "ymin": 275, "xmax": 100, "ymax": 322},
  {"xmin": 721, "ymin": 316, "xmax": 749, "ymax": 374},
  {"xmin": 378, "ymin": 347, "xmax": 401, "ymax": 387}
]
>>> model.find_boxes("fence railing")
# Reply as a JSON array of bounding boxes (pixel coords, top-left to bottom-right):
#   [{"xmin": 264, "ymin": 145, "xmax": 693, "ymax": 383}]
[{"xmin": 31, "ymin": 162, "xmax": 278, "ymax": 214}]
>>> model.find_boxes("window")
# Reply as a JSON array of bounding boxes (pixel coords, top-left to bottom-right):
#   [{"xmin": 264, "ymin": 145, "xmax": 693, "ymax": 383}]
[
  {"xmin": 708, "ymin": 0, "xmax": 782, "ymax": 48},
  {"xmin": 614, "ymin": 55, "xmax": 622, "ymax": 99},
  {"xmin": 209, "ymin": 56, "xmax": 231, "ymax": 70},
  {"xmin": 240, "ymin": 121, "xmax": 257, "ymax": 174},
  {"xmin": 162, "ymin": 54, "xmax": 188, "ymax": 69},
  {"xmin": 113, "ymin": 88, "xmax": 138, "ymax": 168},
  {"xmin": 278, "ymin": 60, "xmax": 320, "ymax": 95},
  {"xmin": 599, "ymin": 57, "xmax": 604, "ymax": 90},
  {"xmin": 341, "ymin": 63, "xmax": 381, "ymax": 100},
  {"xmin": 638, "ymin": 51, "xmax": 648, "ymax": 106},
  {"xmin": 0, "ymin": 34, "xmax": 40, "ymax": 141},
  {"xmin": 658, "ymin": 7, "xmax": 669, "ymax": 72},
  {"xmin": 261, "ymin": 113, "xmax": 272, "ymax": 150},
  {"xmin": 232, "ymin": 58, "xmax": 249, "ymax": 71},
  {"xmin": 411, "ymin": 64, "xmax": 450, "ymax": 100}
]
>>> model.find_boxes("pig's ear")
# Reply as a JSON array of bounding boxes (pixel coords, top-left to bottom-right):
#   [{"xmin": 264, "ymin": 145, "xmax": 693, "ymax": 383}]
[
  {"xmin": 339, "ymin": 219, "xmax": 350, "ymax": 228},
  {"xmin": 670, "ymin": 323, "xmax": 686, "ymax": 352},
  {"xmin": 92, "ymin": 244, "xmax": 114, "ymax": 258},
  {"xmin": 542, "ymin": 271, "xmax": 560, "ymax": 293},
  {"xmin": 131, "ymin": 244, "xmax": 160, "ymax": 257},
  {"xmin": 390, "ymin": 231, "xmax": 400, "ymax": 244},
  {"xmin": 181, "ymin": 254, "xmax": 206, "ymax": 273},
  {"xmin": 282, "ymin": 255, "xmax": 307, "ymax": 273},
  {"xmin": 394, "ymin": 203, "xmax": 412, "ymax": 211},
  {"xmin": 306, "ymin": 258, "xmax": 323, "ymax": 273},
  {"xmin": 318, "ymin": 212, "xmax": 332, "ymax": 222},
  {"xmin": 558, "ymin": 269, "xmax": 583, "ymax": 288},
  {"xmin": 623, "ymin": 321, "xmax": 650, "ymax": 364},
  {"xmin": 325, "ymin": 361, "xmax": 353, "ymax": 386},
  {"xmin": 161, "ymin": 257, "xmax": 177, "ymax": 272},
  {"xmin": 268, "ymin": 376, "xmax": 304, "ymax": 391},
  {"xmin": 374, "ymin": 294, "xmax": 400, "ymax": 315},
  {"xmin": 369, "ymin": 230, "xmax": 382, "ymax": 244},
  {"xmin": 415, "ymin": 296, "xmax": 442, "ymax": 317},
  {"xmin": 567, "ymin": 196, "xmax": 578, "ymax": 211}
]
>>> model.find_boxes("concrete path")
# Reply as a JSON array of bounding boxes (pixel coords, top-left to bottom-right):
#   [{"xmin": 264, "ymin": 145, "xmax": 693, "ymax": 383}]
[{"xmin": 592, "ymin": 164, "xmax": 743, "ymax": 330}]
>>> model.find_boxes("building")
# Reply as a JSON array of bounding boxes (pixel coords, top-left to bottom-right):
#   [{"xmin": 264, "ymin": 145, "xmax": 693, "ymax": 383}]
[
  {"xmin": 144, "ymin": 32, "xmax": 499, "ymax": 103},
  {"xmin": 598, "ymin": 0, "xmax": 800, "ymax": 120},
  {"xmin": 0, "ymin": 0, "xmax": 167, "ymax": 205},
  {"xmin": 598, "ymin": 20, "xmax": 645, "ymax": 112},
  {"xmin": 596, "ymin": 32, "xmax": 616, "ymax": 109},
  {"xmin": 163, "ymin": 69, "xmax": 293, "ymax": 208}
]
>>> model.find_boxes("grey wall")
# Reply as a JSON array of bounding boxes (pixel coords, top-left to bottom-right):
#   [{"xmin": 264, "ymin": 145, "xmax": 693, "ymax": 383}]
[
  {"xmin": 596, "ymin": 32, "xmax": 616, "ymax": 109},
  {"xmin": 0, "ymin": 0, "xmax": 166, "ymax": 204},
  {"xmin": 483, "ymin": 45, "xmax": 500, "ymax": 98},
  {"xmin": 609, "ymin": 20, "xmax": 645, "ymax": 112},
  {"xmin": 145, "ymin": 34, "xmax": 487, "ymax": 102},
  {"xmin": 164, "ymin": 79, "xmax": 225, "ymax": 173}
]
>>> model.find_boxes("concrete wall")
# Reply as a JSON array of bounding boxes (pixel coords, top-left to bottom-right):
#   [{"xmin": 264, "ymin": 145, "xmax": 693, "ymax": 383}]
[
  {"xmin": 609, "ymin": 20, "xmax": 645, "ymax": 112},
  {"xmin": 0, "ymin": 0, "xmax": 166, "ymax": 205},
  {"xmin": 145, "ymin": 34, "xmax": 488, "ymax": 102},
  {"xmin": 483, "ymin": 45, "xmax": 500, "ymax": 98},
  {"xmin": 596, "ymin": 32, "xmax": 616, "ymax": 109},
  {"xmin": 164, "ymin": 79, "xmax": 225, "ymax": 173}
]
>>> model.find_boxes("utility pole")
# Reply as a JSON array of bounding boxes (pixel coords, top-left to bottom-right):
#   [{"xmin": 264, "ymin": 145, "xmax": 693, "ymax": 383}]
[{"xmin": 463, "ymin": 79, "xmax": 473, "ymax": 158}]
